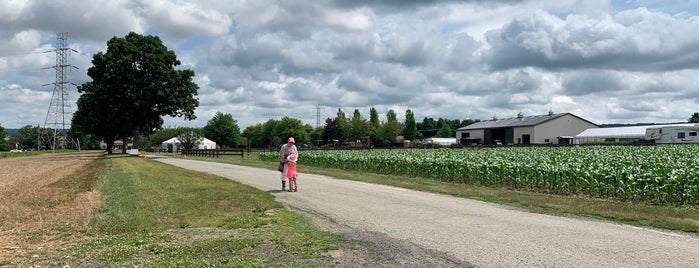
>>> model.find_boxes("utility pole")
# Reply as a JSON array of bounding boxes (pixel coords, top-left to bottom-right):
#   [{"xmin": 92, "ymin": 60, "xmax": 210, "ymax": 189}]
[
  {"xmin": 40, "ymin": 32, "xmax": 80, "ymax": 151},
  {"xmin": 315, "ymin": 104, "xmax": 324, "ymax": 128}
]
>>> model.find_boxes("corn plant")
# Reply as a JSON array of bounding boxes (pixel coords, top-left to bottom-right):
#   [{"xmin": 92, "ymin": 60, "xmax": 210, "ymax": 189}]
[{"xmin": 260, "ymin": 145, "xmax": 699, "ymax": 205}]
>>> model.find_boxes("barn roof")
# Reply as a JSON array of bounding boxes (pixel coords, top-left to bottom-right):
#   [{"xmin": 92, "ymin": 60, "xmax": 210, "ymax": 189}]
[{"xmin": 456, "ymin": 113, "xmax": 594, "ymax": 130}]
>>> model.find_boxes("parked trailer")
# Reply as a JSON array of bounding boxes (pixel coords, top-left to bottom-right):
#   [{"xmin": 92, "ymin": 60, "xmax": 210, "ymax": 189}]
[{"xmin": 645, "ymin": 124, "xmax": 699, "ymax": 144}]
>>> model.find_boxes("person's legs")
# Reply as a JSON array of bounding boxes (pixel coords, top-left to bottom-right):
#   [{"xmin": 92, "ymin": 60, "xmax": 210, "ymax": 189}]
[
  {"xmin": 280, "ymin": 163, "xmax": 288, "ymax": 190},
  {"xmin": 288, "ymin": 177, "xmax": 296, "ymax": 192}
]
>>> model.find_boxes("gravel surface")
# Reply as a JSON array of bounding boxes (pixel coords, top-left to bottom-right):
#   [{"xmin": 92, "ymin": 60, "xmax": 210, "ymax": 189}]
[{"xmin": 155, "ymin": 157, "xmax": 699, "ymax": 268}]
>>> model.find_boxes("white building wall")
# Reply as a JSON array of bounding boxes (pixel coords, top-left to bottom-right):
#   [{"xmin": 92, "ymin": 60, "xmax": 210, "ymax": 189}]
[
  {"xmin": 513, "ymin": 126, "xmax": 534, "ymax": 144},
  {"xmin": 533, "ymin": 114, "xmax": 598, "ymax": 144},
  {"xmin": 455, "ymin": 129, "xmax": 485, "ymax": 144}
]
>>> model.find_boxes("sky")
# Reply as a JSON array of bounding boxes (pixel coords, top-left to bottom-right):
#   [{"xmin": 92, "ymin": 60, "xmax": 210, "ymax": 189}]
[{"xmin": 2, "ymin": 0, "xmax": 699, "ymax": 131}]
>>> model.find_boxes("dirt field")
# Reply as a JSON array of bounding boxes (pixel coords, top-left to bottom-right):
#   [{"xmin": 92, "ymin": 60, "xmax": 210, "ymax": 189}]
[{"xmin": 0, "ymin": 152, "xmax": 103, "ymax": 260}]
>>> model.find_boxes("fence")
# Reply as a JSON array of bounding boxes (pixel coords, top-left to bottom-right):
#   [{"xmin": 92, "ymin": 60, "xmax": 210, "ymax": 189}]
[{"xmin": 181, "ymin": 149, "xmax": 245, "ymax": 158}]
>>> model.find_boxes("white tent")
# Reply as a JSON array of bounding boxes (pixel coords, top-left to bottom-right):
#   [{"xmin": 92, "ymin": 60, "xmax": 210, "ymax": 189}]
[{"xmin": 161, "ymin": 137, "xmax": 217, "ymax": 152}]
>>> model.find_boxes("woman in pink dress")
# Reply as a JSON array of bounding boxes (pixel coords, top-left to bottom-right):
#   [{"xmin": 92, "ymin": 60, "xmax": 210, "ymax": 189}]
[{"xmin": 286, "ymin": 151, "xmax": 299, "ymax": 192}]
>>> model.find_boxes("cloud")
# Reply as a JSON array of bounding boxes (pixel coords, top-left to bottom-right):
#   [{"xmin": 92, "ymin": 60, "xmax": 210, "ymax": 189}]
[
  {"xmin": 130, "ymin": 0, "xmax": 233, "ymax": 39},
  {"xmin": 2, "ymin": 1, "xmax": 699, "ymax": 131},
  {"xmin": 484, "ymin": 7, "xmax": 699, "ymax": 71}
]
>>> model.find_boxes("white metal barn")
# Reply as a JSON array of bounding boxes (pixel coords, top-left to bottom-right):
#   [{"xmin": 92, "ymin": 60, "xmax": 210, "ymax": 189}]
[
  {"xmin": 455, "ymin": 112, "xmax": 598, "ymax": 145},
  {"xmin": 575, "ymin": 123, "xmax": 697, "ymax": 144},
  {"xmin": 161, "ymin": 137, "xmax": 217, "ymax": 152}
]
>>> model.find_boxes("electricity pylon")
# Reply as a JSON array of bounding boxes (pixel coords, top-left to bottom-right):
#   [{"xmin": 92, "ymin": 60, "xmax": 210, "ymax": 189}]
[{"xmin": 40, "ymin": 32, "xmax": 80, "ymax": 151}]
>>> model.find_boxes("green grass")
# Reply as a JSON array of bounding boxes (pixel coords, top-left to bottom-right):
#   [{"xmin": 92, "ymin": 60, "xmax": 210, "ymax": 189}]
[
  {"xmin": 188, "ymin": 151, "xmax": 699, "ymax": 233},
  {"xmin": 16, "ymin": 154, "xmax": 339, "ymax": 267},
  {"xmin": 0, "ymin": 151, "xmax": 43, "ymax": 158}
]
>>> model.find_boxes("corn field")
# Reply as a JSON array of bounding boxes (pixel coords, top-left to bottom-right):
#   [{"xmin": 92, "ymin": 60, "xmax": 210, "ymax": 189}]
[{"xmin": 261, "ymin": 145, "xmax": 699, "ymax": 205}]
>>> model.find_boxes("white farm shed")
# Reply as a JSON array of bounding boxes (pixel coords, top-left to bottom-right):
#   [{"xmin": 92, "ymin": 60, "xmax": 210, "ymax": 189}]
[
  {"xmin": 162, "ymin": 137, "xmax": 217, "ymax": 152},
  {"xmin": 455, "ymin": 112, "xmax": 598, "ymax": 145},
  {"xmin": 423, "ymin": 138, "xmax": 458, "ymax": 146},
  {"xmin": 575, "ymin": 124, "xmax": 696, "ymax": 144}
]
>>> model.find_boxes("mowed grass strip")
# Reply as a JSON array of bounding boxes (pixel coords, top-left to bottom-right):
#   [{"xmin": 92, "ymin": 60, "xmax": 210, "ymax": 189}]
[
  {"xmin": 191, "ymin": 152, "xmax": 699, "ymax": 233},
  {"xmin": 15, "ymin": 155, "xmax": 339, "ymax": 267}
]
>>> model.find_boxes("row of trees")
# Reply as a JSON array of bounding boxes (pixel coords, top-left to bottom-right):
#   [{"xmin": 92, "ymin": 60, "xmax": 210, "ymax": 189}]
[
  {"xmin": 137, "ymin": 108, "xmax": 479, "ymax": 150},
  {"xmin": 0, "ymin": 124, "xmax": 103, "ymax": 151},
  {"xmin": 316, "ymin": 108, "xmax": 478, "ymax": 147}
]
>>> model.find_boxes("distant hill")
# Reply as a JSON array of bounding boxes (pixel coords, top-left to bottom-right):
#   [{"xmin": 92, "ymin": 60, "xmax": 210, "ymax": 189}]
[{"xmin": 4, "ymin": 129, "xmax": 19, "ymax": 136}]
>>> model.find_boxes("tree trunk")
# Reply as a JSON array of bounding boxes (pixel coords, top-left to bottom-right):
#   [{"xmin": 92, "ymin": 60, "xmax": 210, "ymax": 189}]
[
  {"xmin": 105, "ymin": 138, "xmax": 115, "ymax": 154},
  {"xmin": 120, "ymin": 136, "xmax": 128, "ymax": 154},
  {"xmin": 132, "ymin": 127, "xmax": 142, "ymax": 149}
]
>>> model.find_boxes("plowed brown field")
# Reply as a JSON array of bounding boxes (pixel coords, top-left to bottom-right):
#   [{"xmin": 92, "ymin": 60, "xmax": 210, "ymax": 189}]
[{"xmin": 0, "ymin": 152, "xmax": 103, "ymax": 260}]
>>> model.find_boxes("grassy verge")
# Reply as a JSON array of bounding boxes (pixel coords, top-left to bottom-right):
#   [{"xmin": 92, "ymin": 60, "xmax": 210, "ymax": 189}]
[
  {"xmin": 187, "ymin": 152, "xmax": 699, "ymax": 233},
  {"xmin": 12, "ymin": 154, "xmax": 339, "ymax": 267},
  {"xmin": 0, "ymin": 151, "xmax": 43, "ymax": 159}
]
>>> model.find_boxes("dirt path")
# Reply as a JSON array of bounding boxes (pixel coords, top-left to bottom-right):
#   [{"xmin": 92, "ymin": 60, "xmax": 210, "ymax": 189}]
[
  {"xmin": 155, "ymin": 157, "xmax": 699, "ymax": 268},
  {"xmin": 0, "ymin": 152, "xmax": 103, "ymax": 260}
]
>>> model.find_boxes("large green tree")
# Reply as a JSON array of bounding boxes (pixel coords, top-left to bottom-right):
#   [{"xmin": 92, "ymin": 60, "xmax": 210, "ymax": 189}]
[
  {"xmin": 13, "ymin": 125, "xmax": 40, "ymax": 149},
  {"xmin": 436, "ymin": 122, "xmax": 453, "ymax": 138},
  {"xmin": 335, "ymin": 108, "xmax": 350, "ymax": 142},
  {"xmin": 178, "ymin": 128, "xmax": 203, "ymax": 151},
  {"xmin": 203, "ymin": 112, "xmax": 241, "ymax": 148},
  {"xmin": 0, "ymin": 124, "xmax": 7, "ymax": 151},
  {"xmin": 378, "ymin": 110, "xmax": 403, "ymax": 144},
  {"xmin": 309, "ymin": 126, "xmax": 324, "ymax": 144},
  {"xmin": 403, "ymin": 109, "xmax": 418, "ymax": 140},
  {"xmin": 242, "ymin": 117, "xmax": 310, "ymax": 148},
  {"xmin": 242, "ymin": 123, "xmax": 269, "ymax": 148},
  {"xmin": 369, "ymin": 107, "xmax": 380, "ymax": 144},
  {"xmin": 322, "ymin": 117, "xmax": 338, "ymax": 143},
  {"xmin": 349, "ymin": 109, "xmax": 370, "ymax": 142},
  {"xmin": 73, "ymin": 32, "xmax": 199, "ymax": 154},
  {"xmin": 277, "ymin": 117, "xmax": 310, "ymax": 145}
]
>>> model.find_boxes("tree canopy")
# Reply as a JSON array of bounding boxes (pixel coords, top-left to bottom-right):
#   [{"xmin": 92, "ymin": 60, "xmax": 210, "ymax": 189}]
[
  {"xmin": 203, "ymin": 112, "xmax": 241, "ymax": 148},
  {"xmin": 436, "ymin": 122, "xmax": 453, "ymax": 138},
  {"xmin": 177, "ymin": 128, "xmax": 203, "ymax": 151},
  {"xmin": 403, "ymin": 109, "xmax": 417, "ymax": 140},
  {"xmin": 689, "ymin": 112, "xmax": 699, "ymax": 123},
  {"xmin": 13, "ymin": 125, "xmax": 40, "ymax": 149},
  {"xmin": 349, "ymin": 109, "xmax": 370, "ymax": 142},
  {"xmin": 377, "ymin": 110, "xmax": 403, "ymax": 143},
  {"xmin": 72, "ymin": 32, "xmax": 199, "ymax": 154},
  {"xmin": 335, "ymin": 109, "xmax": 350, "ymax": 142},
  {"xmin": 0, "ymin": 124, "xmax": 7, "ymax": 151}
]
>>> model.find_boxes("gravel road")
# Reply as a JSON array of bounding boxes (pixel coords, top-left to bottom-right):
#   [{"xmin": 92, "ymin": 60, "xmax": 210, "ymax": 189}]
[{"xmin": 154, "ymin": 157, "xmax": 699, "ymax": 268}]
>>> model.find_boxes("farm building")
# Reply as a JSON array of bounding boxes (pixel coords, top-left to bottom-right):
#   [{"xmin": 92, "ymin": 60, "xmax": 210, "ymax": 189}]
[
  {"xmin": 575, "ymin": 123, "xmax": 697, "ymax": 144},
  {"xmin": 422, "ymin": 137, "xmax": 458, "ymax": 147},
  {"xmin": 99, "ymin": 140, "xmax": 132, "ymax": 151},
  {"xmin": 161, "ymin": 137, "xmax": 217, "ymax": 152},
  {"xmin": 455, "ymin": 112, "xmax": 598, "ymax": 145}
]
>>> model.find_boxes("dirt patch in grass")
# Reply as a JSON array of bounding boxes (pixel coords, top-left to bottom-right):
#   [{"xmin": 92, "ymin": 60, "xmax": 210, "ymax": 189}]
[{"xmin": 0, "ymin": 152, "xmax": 104, "ymax": 260}]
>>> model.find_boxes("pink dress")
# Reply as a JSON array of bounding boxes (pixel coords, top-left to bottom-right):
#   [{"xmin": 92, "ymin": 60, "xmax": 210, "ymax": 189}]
[{"xmin": 286, "ymin": 161, "xmax": 298, "ymax": 179}]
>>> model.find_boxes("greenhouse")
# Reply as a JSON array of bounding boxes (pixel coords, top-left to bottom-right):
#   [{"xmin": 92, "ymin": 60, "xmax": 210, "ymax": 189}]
[{"xmin": 575, "ymin": 124, "xmax": 696, "ymax": 144}]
